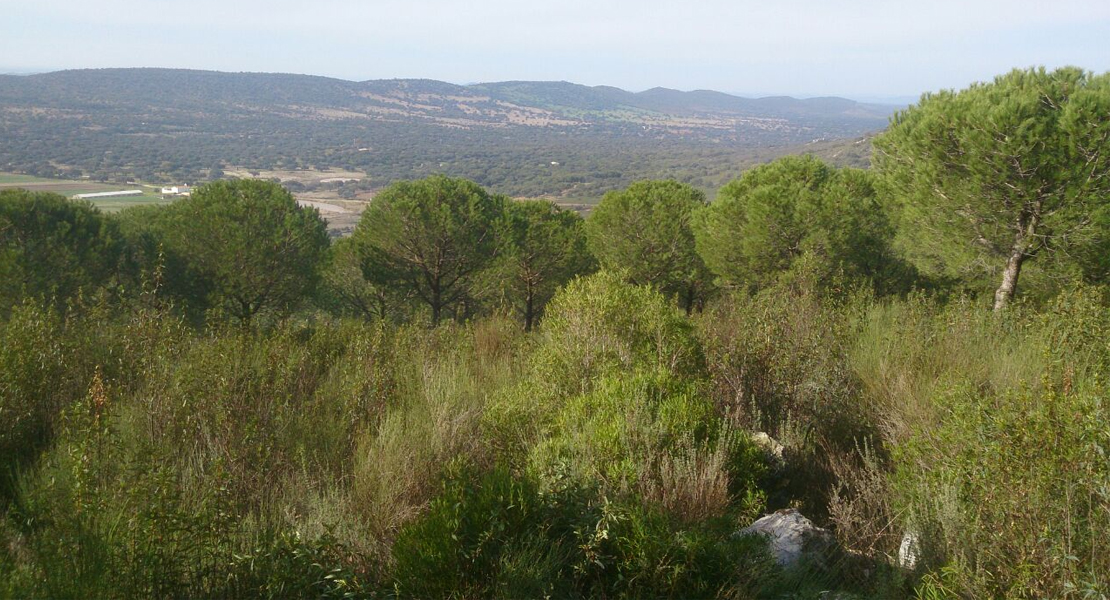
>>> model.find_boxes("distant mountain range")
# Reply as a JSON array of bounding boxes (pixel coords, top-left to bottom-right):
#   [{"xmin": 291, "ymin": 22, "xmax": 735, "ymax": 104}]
[{"xmin": 0, "ymin": 68, "xmax": 894, "ymax": 199}]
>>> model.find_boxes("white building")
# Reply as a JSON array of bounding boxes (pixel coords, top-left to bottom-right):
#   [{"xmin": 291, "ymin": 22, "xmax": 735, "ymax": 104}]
[
  {"xmin": 160, "ymin": 185, "xmax": 192, "ymax": 196},
  {"xmin": 72, "ymin": 190, "xmax": 143, "ymax": 199}
]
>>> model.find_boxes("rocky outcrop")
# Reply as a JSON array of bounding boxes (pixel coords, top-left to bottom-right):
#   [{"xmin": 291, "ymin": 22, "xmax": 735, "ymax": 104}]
[{"xmin": 737, "ymin": 508, "xmax": 835, "ymax": 567}]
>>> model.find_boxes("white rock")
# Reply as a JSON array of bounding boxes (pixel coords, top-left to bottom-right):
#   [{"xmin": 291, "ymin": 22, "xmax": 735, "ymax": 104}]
[
  {"xmin": 751, "ymin": 431, "xmax": 786, "ymax": 471},
  {"xmin": 738, "ymin": 509, "xmax": 833, "ymax": 567},
  {"xmin": 751, "ymin": 432, "xmax": 784, "ymax": 457},
  {"xmin": 898, "ymin": 530, "xmax": 920, "ymax": 570}
]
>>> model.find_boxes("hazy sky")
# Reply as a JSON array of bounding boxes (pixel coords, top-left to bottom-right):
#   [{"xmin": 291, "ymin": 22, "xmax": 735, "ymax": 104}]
[{"xmin": 2, "ymin": 0, "xmax": 1108, "ymax": 100}]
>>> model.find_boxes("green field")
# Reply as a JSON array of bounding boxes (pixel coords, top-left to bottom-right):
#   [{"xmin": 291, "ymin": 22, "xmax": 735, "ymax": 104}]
[
  {"xmin": 0, "ymin": 173, "xmax": 56, "ymax": 184},
  {"xmin": 0, "ymin": 173, "xmax": 171, "ymax": 212}
]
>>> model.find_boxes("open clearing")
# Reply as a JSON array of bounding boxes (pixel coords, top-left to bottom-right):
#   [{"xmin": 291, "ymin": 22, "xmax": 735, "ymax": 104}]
[
  {"xmin": 223, "ymin": 167, "xmax": 366, "ymax": 185},
  {"xmin": 222, "ymin": 168, "xmax": 374, "ymax": 235},
  {"xmin": 295, "ymin": 193, "xmax": 369, "ymax": 236},
  {"xmin": 297, "ymin": 199, "xmax": 351, "ymax": 214},
  {"xmin": 0, "ymin": 173, "xmax": 169, "ymax": 212}
]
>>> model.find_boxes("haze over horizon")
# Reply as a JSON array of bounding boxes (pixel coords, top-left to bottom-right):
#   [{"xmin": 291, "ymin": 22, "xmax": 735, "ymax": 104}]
[{"xmin": 2, "ymin": 0, "xmax": 1108, "ymax": 100}]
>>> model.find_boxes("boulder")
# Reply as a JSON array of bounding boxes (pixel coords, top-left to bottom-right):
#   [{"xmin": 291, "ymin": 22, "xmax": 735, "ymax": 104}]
[{"xmin": 738, "ymin": 508, "xmax": 834, "ymax": 567}]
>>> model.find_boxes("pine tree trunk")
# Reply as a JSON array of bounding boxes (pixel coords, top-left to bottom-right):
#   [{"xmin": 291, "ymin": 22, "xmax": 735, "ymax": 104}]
[
  {"xmin": 993, "ymin": 247, "xmax": 1025, "ymax": 312},
  {"xmin": 993, "ymin": 206, "xmax": 1039, "ymax": 312},
  {"xmin": 431, "ymin": 284, "xmax": 442, "ymax": 326},
  {"xmin": 683, "ymin": 283, "xmax": 696, "ymax": 316},
  {"xmin": 524, "ymin": 292, "xmax": 535, "ymax": 332}
]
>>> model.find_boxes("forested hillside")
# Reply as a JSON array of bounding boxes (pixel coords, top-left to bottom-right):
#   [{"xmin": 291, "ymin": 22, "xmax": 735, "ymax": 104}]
[
  {"xmin": 0, "ymin": 69, "xmax": 884, "ymax": 198},
  {"xmin": 2, "ymin": 66, "xmax": 1109, "ymax": 599}
]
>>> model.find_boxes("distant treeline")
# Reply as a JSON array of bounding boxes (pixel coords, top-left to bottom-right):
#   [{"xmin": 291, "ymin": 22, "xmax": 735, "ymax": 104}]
[{"xmin": 0, "ymin": 69, "xmax": 878, "ymax": 198}]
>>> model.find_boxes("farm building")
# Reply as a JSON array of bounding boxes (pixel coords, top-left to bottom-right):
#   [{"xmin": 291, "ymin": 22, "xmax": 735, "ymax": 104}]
[
  {"xmin": 160, "ymin": 185, "xmax": 192, "ymax": 196},
  {"xmin": 72, "ymin": 190, "xmax": 143, "ymax": 199}
]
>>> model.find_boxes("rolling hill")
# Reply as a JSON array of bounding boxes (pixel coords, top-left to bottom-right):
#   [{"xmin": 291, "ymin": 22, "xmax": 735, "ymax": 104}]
[{"xmin": 0, "ymin": 68, "xmax": 893, "ymax": 199}]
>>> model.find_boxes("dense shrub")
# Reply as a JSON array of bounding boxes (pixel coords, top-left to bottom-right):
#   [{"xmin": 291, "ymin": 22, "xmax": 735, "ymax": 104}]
[
  {"xmin": 3, "ymin": 369, "xmax": 375, "ymax": 599},
  {"xmin": 351, "ymin": 317, "xmax": 526, "ymax": 542},
  {"xmin": 0, "ymin": 305, "xmax": 74, "ymax": 501},
  {"xmin": 5, "ymin": 169, "xmax": 1110, "ymax": 599},
  {"xmin": 0, "ymin": 301, "xmax": 147, "ymax": 503},
  {"xmin": 899, "ymin": 377, "xmax": 1110, "ymax": 599},
  {"xmin": 391, "ymin": 463, "xmax": 552, "ymax": 598},
  {"xmin": 698, "ymin": 275, "xmax": 866, "ymax": 442},
  {"xmin": 392, "ymin": 461, "xmax": 777, "ymax": 599},
  {"xmin": 886, "ymin": 289, "xmax": 1110, "ymax": 599},
  {"xmin": 850, "ymin": 293, "xmax": 1041, "ymax": 447},
  {"xmin": 534, "ymin": 270, "xmax": 705, "ymax": 395},
  {"xmin": 529, "ymin": 370, "xmax": 766, "ymax": 523}
]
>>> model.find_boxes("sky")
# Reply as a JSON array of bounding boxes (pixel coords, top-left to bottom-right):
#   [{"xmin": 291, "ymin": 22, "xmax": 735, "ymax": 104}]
[{"xmin": 1, "ymin": 0, "xmax": 1108, "ymax": 101}]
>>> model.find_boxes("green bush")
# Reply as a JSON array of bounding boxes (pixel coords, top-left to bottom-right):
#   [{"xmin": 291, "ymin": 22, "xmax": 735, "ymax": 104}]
[
  {"xmin": 483, "ymin": 271, "xmax": 704, "ymax": 468},
  {"xmin": 886, "ymin": 289, "xmax": 1110, "ymax": 598},
  {"xmin": 697, "ymin": 271, "xmax": 878, "ymax": 520},
  {"xmin": 391, "ymin": 462, "xmax": 550, "ymax": 598},
  {"xmin": 698, "ymin": 267, "xmax": 867, "ymax": 441},
  {"xmin": 481, "ymin": 378, "xmax": 560, "ymax": 467},
  {"xmin": 392, "ymin": 461, "xmax": 777, "ymax": 599},
  {"xmin": 350, "ymin": 319, "xmax": 525, "ymax": 542},
  {"xmin": 0, "ymin": 302, "xmax": 136, "ymax": 503},
  {"xmin": 851, "ymin": 293, "xmax": 1041, "ymax": 446},
  {"xmin": 529, "ymin": 369, "xmax": 766, "ymax": 524},
  {"xmin": 895, "ymin": 377, "xmax": 1110, "ymax": 599},
  {"xmin": 534, "ymin": 270, "xmax": 704, "ymax": 395},
  {"xmin": 4, "ymin": 376, "xmax": 373, "ymax": 599},
  {"xmin": 570, "ymin": 498, "xmax": 776, "ymax": 599},
  {"xmin": 0, "ymin": 305, "xmax": 72, "ymax": 501}
]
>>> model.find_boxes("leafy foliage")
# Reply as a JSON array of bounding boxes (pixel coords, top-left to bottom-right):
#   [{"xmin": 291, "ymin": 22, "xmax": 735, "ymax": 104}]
[
  {"xmin": 889, "ymin": 291, "xmax": 1110, "ymax": 599},
  {"xmin": 392, "ymin": 461, "xmax": 777, "ymax": 599},
  {"xmin": 695, "ymin": 155, "xmax": 906, "ymax": 294},
  {"xmin": 0, "ymin": 189, "xmax": 126, "ymax": 315},
  {"xmin": 352, "ymin": 175, "xmax": 504, "ymax": 325},
  {"xmin": 587, "ymin": 181, "xmax": 715, "ymax": 313},
  {"xmin": 125, "ymin": 180, "xmax": 330, "ymax": 323},
  {"xmin": 497, "ymin": 199, "xmax": 595, "ymax": 330},
  {"xmin": 534, "ymin": 270, "xmax": 705, "ymax": 395},
  {"xmin": 318, "ymin": 236, "xmax": 396, "ymax": 321},
  {"xmin": 529, "ymin": 370, "xmax": 767, "ymax": 523},
  {"xmin": 873, "ymin": 66, "xmax": 1110, "ymax": 309}
]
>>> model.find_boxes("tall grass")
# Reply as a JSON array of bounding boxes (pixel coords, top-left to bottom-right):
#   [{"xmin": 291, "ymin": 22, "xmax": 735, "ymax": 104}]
[
  {"xmin": 4, "ymin": 276, "xmax": 1109, "ymax": 598},
  {"xmin": 850, "ymin": 294, "xmax": 1044, "ymax": 445},
  {"xmin": 882, "ymin": 289, "xmax": 1110, "ymax": 598}
]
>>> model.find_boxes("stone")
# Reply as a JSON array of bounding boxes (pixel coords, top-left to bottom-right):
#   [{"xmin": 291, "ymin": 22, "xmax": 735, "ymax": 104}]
[
  {"xmin": 751, "ymin": 431, "xmax": 786, "ymax": 471},
  {"xmin": 898, "ymin": 530, "xmax": 921, "ymax": 570},
  {"xmin": 738, "ymin": 508, "xmax": 834, "ymax": 567}
]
